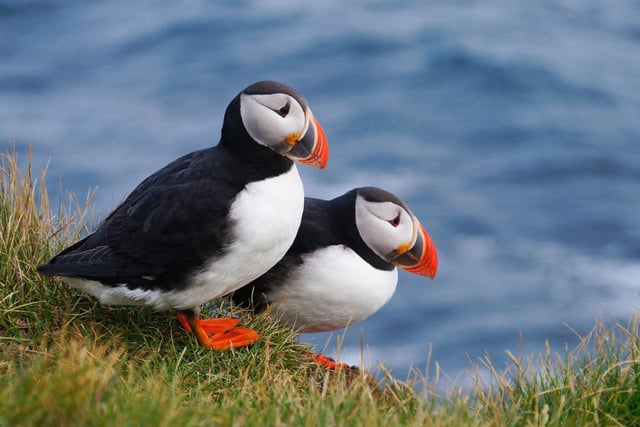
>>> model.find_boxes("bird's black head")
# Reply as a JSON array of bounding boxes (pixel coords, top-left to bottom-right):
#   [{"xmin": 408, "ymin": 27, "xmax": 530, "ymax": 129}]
[
  {"xmin": 348, "ymin": 187, "xmax": 439, "ymax": 279},
  {"xmin": 221, "ymin": 81, "xmax": 328, "ymax": 169}
]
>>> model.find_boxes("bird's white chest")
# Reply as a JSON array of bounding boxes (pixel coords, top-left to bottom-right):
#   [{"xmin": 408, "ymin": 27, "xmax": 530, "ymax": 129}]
[
  {"xmin": 228, "ymin": 165, "xmax": 304, "ymax": 257},
  {"xmin": 269, "ymin": 245, "xmax": 398, "ymax": 333},
  {"xmin": 181, "ymin": 165, "xmax": 305, "ymax": 307}
]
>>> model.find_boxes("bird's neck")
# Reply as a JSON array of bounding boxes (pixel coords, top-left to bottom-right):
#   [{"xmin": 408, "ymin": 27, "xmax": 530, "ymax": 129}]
[{"xmin": 219, "ymin": 136, "xmax": 295, "ymax": 181}]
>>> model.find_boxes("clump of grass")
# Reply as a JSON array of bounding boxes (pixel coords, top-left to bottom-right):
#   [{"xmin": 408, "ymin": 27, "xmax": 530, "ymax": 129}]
[
  {"xmin": 1, "ymin": 146, "xmax": 639, "ymax": 426},
  {"xmin": 0, "ymin": 336, "xmax": 197, "ymax": 426},
  {"xmin": 0, "ymin": 146, "xmax": 98, "ymax": 344},
  {"xmin": 472, "ymin": 317, "xmax": 640, "ymax": 426}
]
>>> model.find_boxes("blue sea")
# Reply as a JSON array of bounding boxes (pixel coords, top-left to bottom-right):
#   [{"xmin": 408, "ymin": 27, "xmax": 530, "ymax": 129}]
[{"xmin": 2, "ymin": 0, "xmax": 640, "ymax": 386}]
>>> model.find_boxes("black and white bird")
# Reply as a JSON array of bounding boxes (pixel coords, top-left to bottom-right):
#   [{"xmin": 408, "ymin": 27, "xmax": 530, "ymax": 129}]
[
  {"xmin": 232, "ymin": 187, "xmax": 437, "ymax": 364},
  {"xmin": 38, "ymin": 80, "xmax": 329, "ymax": 350}
]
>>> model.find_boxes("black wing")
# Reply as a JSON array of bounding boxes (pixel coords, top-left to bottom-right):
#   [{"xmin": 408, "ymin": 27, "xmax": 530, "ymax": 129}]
[{"xmin": 38, "ymin": 147, "xmax": 246, "ymax": 285}]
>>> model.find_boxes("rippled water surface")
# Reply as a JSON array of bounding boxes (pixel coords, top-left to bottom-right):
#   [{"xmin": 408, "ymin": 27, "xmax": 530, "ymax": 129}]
[{"xmin": 3, "ymin": 0, "xmax": 640, "ymax": 383}]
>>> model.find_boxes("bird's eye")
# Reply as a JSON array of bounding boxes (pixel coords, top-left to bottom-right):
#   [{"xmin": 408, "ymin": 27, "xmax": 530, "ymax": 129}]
[
  {"xmin": 276, "ymin": 102, "xmax": 290, "ymax": 117},
  {"xmin": 389, "ymin": 214, "xmax": 400, "ymax": 227}
]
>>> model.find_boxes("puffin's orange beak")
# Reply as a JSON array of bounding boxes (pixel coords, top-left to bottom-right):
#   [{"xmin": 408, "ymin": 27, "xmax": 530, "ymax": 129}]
[
  {"xmin": 286, "ymin": 112, "xmax": 328, "ymax": 169},
  {"xmin": 392, "ymin": 223, "xmax": 438, "ymax": 279}
]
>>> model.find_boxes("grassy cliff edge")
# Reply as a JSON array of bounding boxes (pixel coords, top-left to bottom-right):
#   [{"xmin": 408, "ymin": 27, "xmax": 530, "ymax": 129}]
[{"xmin": 1, "ymin": 148, "xmax": 639, "ymax": 426}]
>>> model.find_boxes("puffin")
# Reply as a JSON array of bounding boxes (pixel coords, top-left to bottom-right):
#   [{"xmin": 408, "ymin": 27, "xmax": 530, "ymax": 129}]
[
  {"xmin": 232, "ymin": 187, "xmax": 438, "ymax": 367},
  {"xmin": 37, "ymin": 80, "xmax": 329, "ymax": 350}
]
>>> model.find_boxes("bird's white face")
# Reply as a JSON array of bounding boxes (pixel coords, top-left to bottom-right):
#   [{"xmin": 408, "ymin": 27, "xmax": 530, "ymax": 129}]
[
  {"xmin": 354, "ymin": 189, "xmax": 438, "ymax": 279},
  {"xmin": 240, "ymin": 92, "xmax": 307, "ymax": 149},
  {"xmin": 355, "ymin": 195, "xmax": 417, "ymax": 262},
  {"xmin": 239, "ymin": 92, "xmax": 328, "ymax": 169}
]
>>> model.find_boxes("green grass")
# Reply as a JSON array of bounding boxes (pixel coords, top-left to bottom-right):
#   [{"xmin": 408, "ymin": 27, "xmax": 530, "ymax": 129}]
[{"xmin": 1, "ymin": 147, "xmax": 639, "ymax": 426}]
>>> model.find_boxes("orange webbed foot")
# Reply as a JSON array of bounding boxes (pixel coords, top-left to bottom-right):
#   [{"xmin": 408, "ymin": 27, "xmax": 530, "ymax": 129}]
[
  {"xmin": 177, "ymin": 313, "xmax": 240, "ymax": 334},
  {"xmin": 204, "ymin": 326, "xmax": 261, "ymax": 350},
  {"xmin": 176, "ymin": 309, "xmax": 260, "ymax": 350},
  {"xmin": 311, "ymin": 353, "xmax": 351, "ymax": 370}
]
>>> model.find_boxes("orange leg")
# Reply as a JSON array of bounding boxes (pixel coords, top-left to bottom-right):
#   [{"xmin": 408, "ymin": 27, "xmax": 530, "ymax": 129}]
[
  {"xmin": 177, "ymin": 308, "xmax": 260, "ymax": 350},
  {"xmin": 310, "ymin": 353, "xmax": 351, "ymax": 370}
]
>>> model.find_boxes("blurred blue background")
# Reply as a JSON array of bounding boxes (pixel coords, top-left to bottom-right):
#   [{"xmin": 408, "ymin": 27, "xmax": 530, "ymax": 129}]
[{"xmin": 2, "ymin": 0, "xmax": 640, "ymax": 385}]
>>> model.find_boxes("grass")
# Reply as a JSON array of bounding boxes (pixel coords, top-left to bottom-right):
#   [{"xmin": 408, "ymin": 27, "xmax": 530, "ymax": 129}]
[{"xmin": 1, "ymin": 146, "xmax": 639, "ymax": 426}]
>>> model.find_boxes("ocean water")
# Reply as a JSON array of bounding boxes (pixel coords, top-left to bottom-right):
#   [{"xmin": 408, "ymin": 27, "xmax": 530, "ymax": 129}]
[{"xmin": 2, "ymin": 0, "xmax": 640, "ymax": 384}]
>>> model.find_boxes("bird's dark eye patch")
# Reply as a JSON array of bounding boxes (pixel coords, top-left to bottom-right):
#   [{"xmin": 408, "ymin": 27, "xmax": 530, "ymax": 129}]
[
  {"xmin": 276, "ymin": 101, "xmax": 290, "ymax": 117},
  {"xmin": 389, "ymin": 214, "xmax": 400, "ymax": 227}
]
